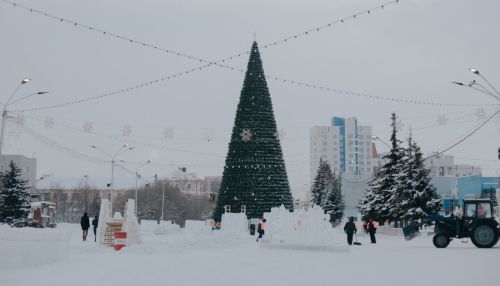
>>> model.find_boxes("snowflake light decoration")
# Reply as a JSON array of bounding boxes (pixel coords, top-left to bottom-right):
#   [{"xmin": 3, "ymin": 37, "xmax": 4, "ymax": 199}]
[
  {"xmin": 82, "ymin": 122, "xmax": 94, "ymax": 133},
  {"xmin": 240, "ymin": 128, "xmax": 253, "ymax": 142},
  {"xmin": 44, "ymin": 117, "xmax": 54, "ymax": 128},
  {"xmin": 163, "ymin": 128, "xmax": 174, "ymax": 139},
  {"xmin": 121, "ymin": 125, "xmax": 132, "ymax": 137},
  {"xmin": 437, "ymin": 115, "xmax": 448, "ymax": 126}
]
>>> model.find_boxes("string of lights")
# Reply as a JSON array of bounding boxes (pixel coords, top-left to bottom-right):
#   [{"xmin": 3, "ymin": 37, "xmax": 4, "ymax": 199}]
[
  {"xmin": 14, "ymin": 61, "xmax": 493, "ymax": 112},
  {"xmin": 1, "ymin": 0, "xmax": 403, "ymax": 67},
  {"xmin": 6, "ymin": 1, "xmax": 488, "ymax": 111}
]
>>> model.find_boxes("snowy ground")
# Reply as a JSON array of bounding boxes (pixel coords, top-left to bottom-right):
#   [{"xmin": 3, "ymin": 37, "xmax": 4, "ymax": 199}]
[{"xmin": 1, "ymin": 222, "xmax": 499, "ymax": 286}]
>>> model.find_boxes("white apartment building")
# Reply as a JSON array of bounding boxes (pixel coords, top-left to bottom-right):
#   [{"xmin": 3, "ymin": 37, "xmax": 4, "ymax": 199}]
[
  {"xmin": 310, "ymin": 117, "xmax": 373, "ymax": 183},
  {"xmin": 425, "ymin": 154, "xmax": 481, "ymax": 177}
]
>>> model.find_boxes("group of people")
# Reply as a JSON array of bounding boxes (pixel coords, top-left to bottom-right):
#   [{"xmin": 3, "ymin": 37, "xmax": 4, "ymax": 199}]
[
  {"xmin": 80, "ymin": 213, "xmax": 376, "ymax": 246},
  {"xmin": 80, "ymin": 212, "xmax": 99, "ymax": 242},
  {"xmin": 343, "ymin": 217, "xmax": 377, "ymax": 246}
]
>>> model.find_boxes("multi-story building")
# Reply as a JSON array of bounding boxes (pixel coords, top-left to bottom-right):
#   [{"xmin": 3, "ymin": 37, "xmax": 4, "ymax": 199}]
[
  {"xmin": 310, "ymin": 117, "xmax": 373, "ymax": 182},
  {"xmin": 425, "ymin": 154, "xmax": 482, "ymax": 177},
  {"xmin": 203, "ymin": 176, "xmax": 222, "ymax": 194},
  {"xmin": 0, "ymin": 154, "xmax": 37, "ymax": 190},
  {"xmin": 309, "ymin": 117, "xmax": 373, "ymax": 216},
  {"xmin": 160, "ymin": 174, "xmax": 222, "ymax": 198}
]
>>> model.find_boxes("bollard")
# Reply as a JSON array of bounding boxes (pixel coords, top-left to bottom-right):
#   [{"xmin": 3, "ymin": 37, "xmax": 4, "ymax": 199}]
[{"xmin": 114, "ymin": 232, "xmax": 127, "ymax": 251}]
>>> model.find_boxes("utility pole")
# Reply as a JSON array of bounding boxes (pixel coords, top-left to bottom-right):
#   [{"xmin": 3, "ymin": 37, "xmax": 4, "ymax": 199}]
[
  {"xmin": 90, "ymin": 144, "xmax": 134, "ymax": 213},
  {"xmin": 1, "ymin": 78, "xmax": 47, "ymax": 156}
]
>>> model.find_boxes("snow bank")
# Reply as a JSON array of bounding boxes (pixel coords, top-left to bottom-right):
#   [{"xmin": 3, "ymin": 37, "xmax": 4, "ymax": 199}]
[
  {"xmin": 0, "ymin": 225, "xmax": 71, "ymax": 268},
  {"xmin": 184, "ymin": 220, "xmax": 211, "ymax": 235},
  {"xmin": 261, "ymin": 205, "xmax": 346, "ymax": 251},
  {"xmin": 221, "ymin": 213, "xmax": 248, "ymax": 236}
]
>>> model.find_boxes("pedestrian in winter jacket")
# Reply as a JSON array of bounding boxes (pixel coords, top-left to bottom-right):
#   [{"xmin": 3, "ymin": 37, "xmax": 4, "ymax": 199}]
[
  {"xmin": 367, "ymin": 219, "xmax": 377, "ymax": 244},
  {"xmin": 256, "ymin": 218, "xmax": 266, "ymax": 242},
  {"xmin": 344, "ymin": 217, "xmax": 357, "ymax": 245},
  {"xmin": 92, "ymin": 216, "xmax": 99, "ymax": 242},
  {"xmin": 80, "ymin": 213, "xmax": 90, "ymax": 241}
]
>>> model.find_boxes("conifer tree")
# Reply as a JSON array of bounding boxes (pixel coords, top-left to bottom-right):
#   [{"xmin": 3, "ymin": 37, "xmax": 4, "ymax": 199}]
[
  {"xmin": 0, "ymin": 161, "xmax": 31, "ymax": 224},
  {"xmin": 360, "ymin": 113, "xmax": 405, "ymax": 222},
  {"xmin": 322, "ymin": 173, "xmax": 345, "ymax": 222},
  {"xmin": 213, "ymin": 42, "xmax": 293, "ymax": 221},
  {"xmin": 396, "ymin": 136, "xmax": 441, "ymax": 222},
  {"xmin": 311, "ymin": 158, "xmax": 333, "ymax": 206}
]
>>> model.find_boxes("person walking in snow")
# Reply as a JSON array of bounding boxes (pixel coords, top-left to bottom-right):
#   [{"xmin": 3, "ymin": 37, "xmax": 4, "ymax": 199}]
[
  {"xmin": 344, "ymin": 217, "xmax": 357, "ymax": 245},
  {"xmin": 92, "ymin": 215, "xmax": 98, "ymax": 242},
  {"xmin": 256, "ymin": 218, "xmax": 266, "ymax": 242},
  {"xmin": 367, "ymin": 218, "xmax": 377, "ymax": 244},
  {"xmin": 80, "ymin": 212, "xmax": 90, "ymax": 241}
]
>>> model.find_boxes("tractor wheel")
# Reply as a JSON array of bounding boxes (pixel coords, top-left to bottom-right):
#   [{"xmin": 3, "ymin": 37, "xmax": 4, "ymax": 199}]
[
  {"xmin": 433, "ymin": 233, "xmax": 450, "ymax": 248},
  {"xmin": 470, "ymin": 224, "xmax": 498, "ymax": 248}
]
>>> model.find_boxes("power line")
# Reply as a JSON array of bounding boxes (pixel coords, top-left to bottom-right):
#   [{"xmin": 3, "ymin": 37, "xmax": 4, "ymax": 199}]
[
  {"xmin": 424, "ymin": 107, "xmax": 500, "ymax": 161},
  {"xmin": 20, "ymin": 113, "xmax": 225, "ymax": 158},
  {"xmin": 19, "ymin": 124, "xmax": 108, "ymax": 165}
]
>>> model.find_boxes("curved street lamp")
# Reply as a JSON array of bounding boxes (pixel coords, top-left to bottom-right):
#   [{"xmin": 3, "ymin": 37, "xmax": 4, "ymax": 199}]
[
  {"xmin": 0, "ymin": 78, "xmax": 48, "ymax": 155},
  {"xmin": 89, "ymin": 144, "xmax": 135, "ymax": 212}
]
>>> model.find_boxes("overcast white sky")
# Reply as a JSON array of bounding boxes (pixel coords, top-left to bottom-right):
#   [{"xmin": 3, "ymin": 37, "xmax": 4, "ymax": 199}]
[{"xmin": 1, "ymin": 0, "xmax": 500, "ymax": 198}]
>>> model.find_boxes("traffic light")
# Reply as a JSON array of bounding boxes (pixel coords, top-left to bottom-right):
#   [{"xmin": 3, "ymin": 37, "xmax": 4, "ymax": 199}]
[{"xmin": 498, "ymin": 147, "xmax": 500, "ymax": 160}]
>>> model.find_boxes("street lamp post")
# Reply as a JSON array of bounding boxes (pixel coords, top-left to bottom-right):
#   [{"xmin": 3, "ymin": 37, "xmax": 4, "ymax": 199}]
[
  {"xmin": 0, "ymin": 78, "xmax": 48, "ymax": 156},
  {"xmin": 135, "ymin": 160, "xmax": 152, "ymax": 217},
  {"xmin": 156, "ymin": 176, "xmax": 176, "ymax": 222},
  {"xmin": 89, "ymin": 144, "xmax": 134, "ymax": 213},
  {"xmin": 453, "ymin": 68, "xmax": 500, "ymax": 101}
]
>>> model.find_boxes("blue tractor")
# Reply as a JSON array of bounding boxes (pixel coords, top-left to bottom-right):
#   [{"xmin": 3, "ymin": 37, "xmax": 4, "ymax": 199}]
[{"xmin": 426, "ymin": 199, "xmax": 499, "ymax": 248}]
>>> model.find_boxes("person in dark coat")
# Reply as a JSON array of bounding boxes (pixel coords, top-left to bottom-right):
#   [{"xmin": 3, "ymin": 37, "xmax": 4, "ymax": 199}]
[
  {"xmin": 344, "ymin": 217, "xmax": 357, "ymax": 245},
  {"xmin": 256, "ymin": 218, "xmax": 266, "ymax": 242},
  {"xmin": 367, "ymin": 218, "xmax": 377, "ymax": 244},
  {"xmin": 92, "ymin": 215, "xmax": 98, "ymax": 242},
  {"xmin": 80, "ymin": 212, "xmax": 90, "ymax": 241}
]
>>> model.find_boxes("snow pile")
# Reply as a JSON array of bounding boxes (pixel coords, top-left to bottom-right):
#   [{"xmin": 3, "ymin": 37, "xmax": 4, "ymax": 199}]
[
  {"xmin": 221, "ymin": 213, "xmax": 248, "ymax": 236},
  {"xmin": 151, "ymin": 221, "xmax": 180, "ymax": 235},
  {"xmin": 184, "ymin": 220, "xmax": 211, "ymax": 235},
  {"xmin": 122, "ymin": 199, "xmax": 142, "ymax": 245},
  {"xmin": 0, "ymin": 225, "xmax": 71, "ymax": 268},
  {"xmin": 261, "ymin": 205, "xmax": 345, "ymax": 251}
]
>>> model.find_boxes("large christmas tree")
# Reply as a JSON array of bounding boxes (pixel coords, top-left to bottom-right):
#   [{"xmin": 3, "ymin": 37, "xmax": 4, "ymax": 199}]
[
  {"xmin": 0, "ymin": 161, "xmax": 31, "ymax": 224},
  {"xmin": 213, "ymin": 41, "xmax": 293, "ymax": 221}
]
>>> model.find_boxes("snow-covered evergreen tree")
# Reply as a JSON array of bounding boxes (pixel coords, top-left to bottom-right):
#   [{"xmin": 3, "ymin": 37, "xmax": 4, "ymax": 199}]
[
  {"xmin": 360, "ymin": 112, "xmax": 405, "ymax": 222},
  {"xmin": 0, "ymin": 161, "xmax": 31, "ymax": 224},
  {"xmin": 322, "ymin": 173, "xmax": 344, "ymax": 222},
  {"xmin": 311, "ymin": 158, "xmax": 333, "ymax": 206},
  {"xmin": 396, "ymin": 135, "xmax": 441, "ymax": 222}
]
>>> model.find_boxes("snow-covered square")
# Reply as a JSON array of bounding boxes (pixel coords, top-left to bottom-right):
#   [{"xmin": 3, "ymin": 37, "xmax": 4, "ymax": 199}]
[{"xmin": 1, "ymin": 220, "xmax": 499, "ymax": 286}]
